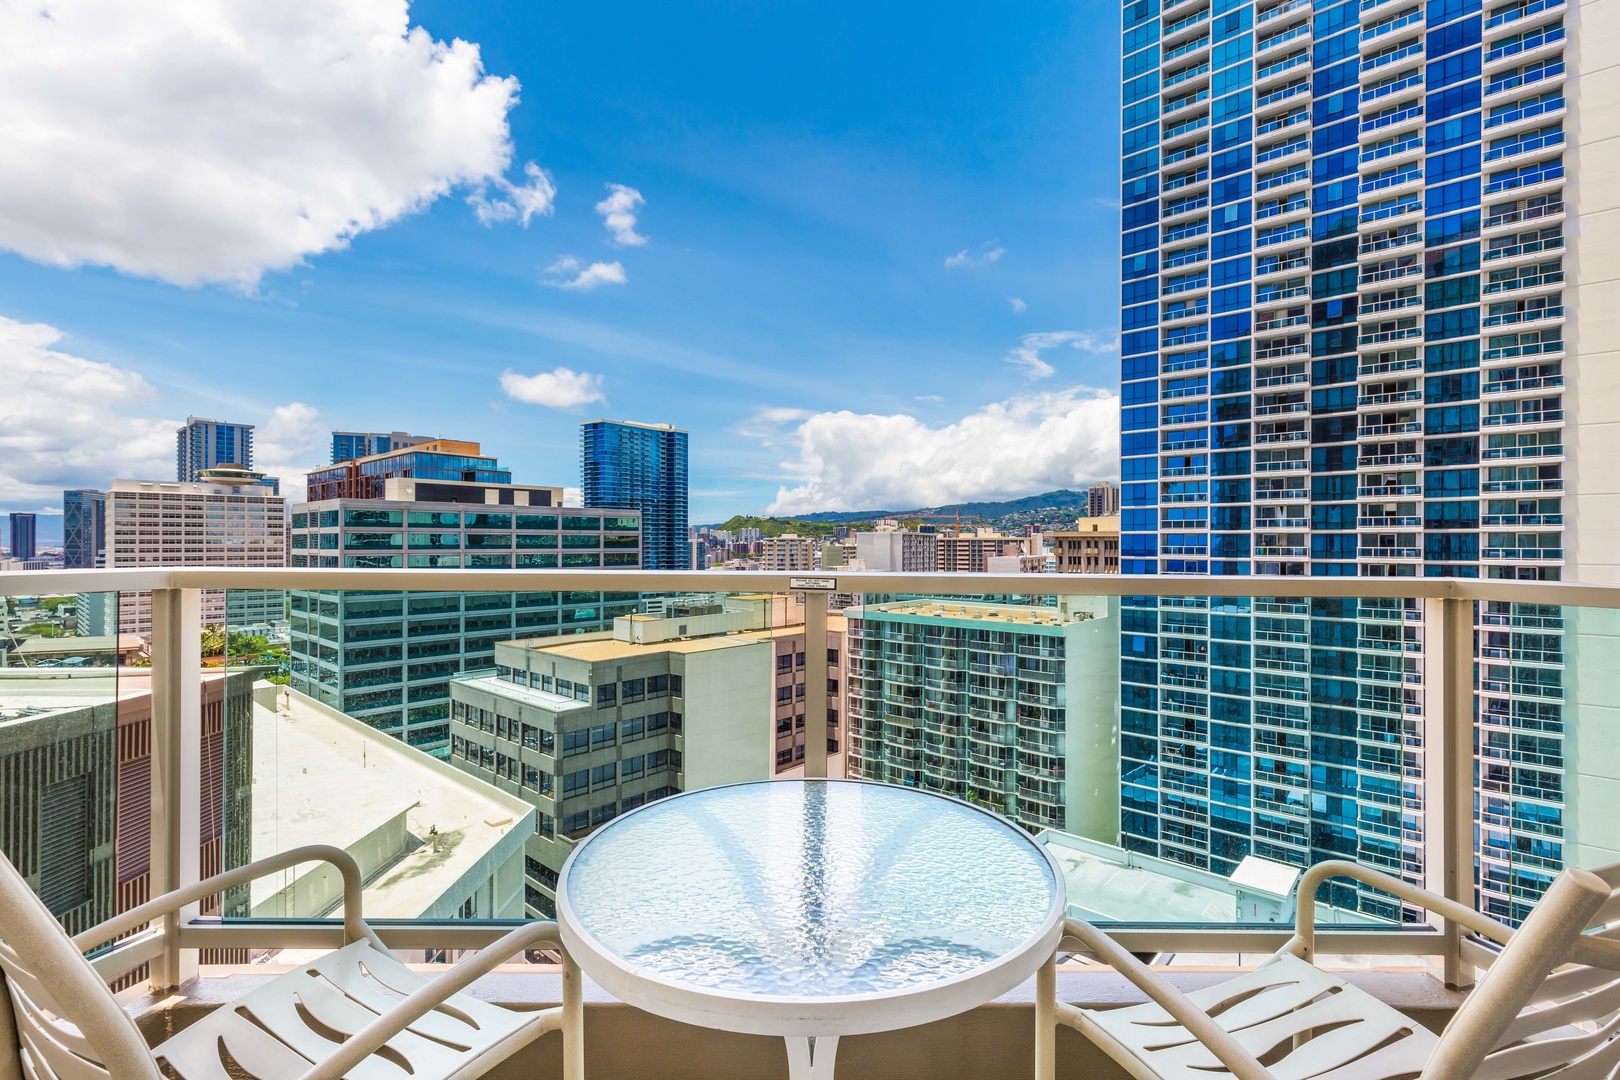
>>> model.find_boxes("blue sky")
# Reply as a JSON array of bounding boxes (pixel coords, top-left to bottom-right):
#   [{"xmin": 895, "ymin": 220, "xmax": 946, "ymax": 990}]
[{"xmin": 0, "ymin": 0, "xmax": 1123, "ymax": 534}]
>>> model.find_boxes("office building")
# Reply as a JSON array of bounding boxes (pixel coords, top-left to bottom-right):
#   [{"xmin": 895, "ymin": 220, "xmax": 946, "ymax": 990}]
[
  {"xmin": 305, "ymin": 439, "xmax": 512, "ymax": 502},
  {"xmin": 853, "ymin": 528, "xmax": 940, "ymax": 572},
  {"xmin": 1051, "ymin": 517, "xmax": 1122, "ymax": 573},
  {"xmin": 8, "ymin": 513, "xmax": 36, "ymax": 562},
  {"xmin": 581, "ymin": 420, "xmax": 690, "ymax": 570},
  {"xmin": 288, "ymin": 478, "xmax": 641, "ymax": 754},
  {"xmin": 106, "ymin": 468, "xmax": 288, "ymax": 635},
  {"xmin": 330, "ymin": 430, "xmax": 434, "ymax": 464},
  {"xmin": 769, "ymin": 614, "xmax": 847, "ymax": 770},
  {"xmin": 847, "ymin": 596, "xmax": 1119, "ymax": 838},
  {"xmin": 177, "ymin": 416, "xmax": 255, "ymax": 481},
  {"xmin": 1116, "ymin": 0, "xmax": 1577, "ymax": 919},
  {"xmin": 62, "ymin": 490, "xmax": 105, "ymax": 569},
  {"xmin": 0, "ymin": 666, "xmax": 253, "ymax": 938},
  {"xmin": 1088, "ymin": 481, "xmax": 1122, "ymax": 518},
  {"xmin": 447, "ymin": 600, "xmax": 773, "ymax": 916}
]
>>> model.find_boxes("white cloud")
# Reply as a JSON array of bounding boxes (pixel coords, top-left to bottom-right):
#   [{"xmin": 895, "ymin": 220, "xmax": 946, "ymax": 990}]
[
  {"xmin": 541, "ymin": 257, "xmax": 628, "ymax": 290},
  {"xmin": 563, "ymin": 486, "xmax": 583, "ymax": 507},
  {"xmin": 500, "ymin": 366, "xmax": 607, "ymax": 409},
  {"xmin": 0, "ymin": 315, "xmax": 176, "ymax": 509},
  {"xmin": 752, "ymin": 387, "xmax": 1120, "ymax": 515},
  {"xmin": 944, "ymin": 243, "xmax": 1006, "ymax": 268},
  {"xmin": 254, "ymin": 401, "xmax": 325, "ymax": 498},
  {"xmin": 0, "ymin": 0, "xmax": 533, "ymax": 287},
  {"xmin": 1008, "ymin": 297, "xmax": 1027, "ymax": 314},
  {"xmin": 594, "ymin": 184, "xmax": 647, "ymax": 246},
  {"xmin": 1005, "ymin": 330, "xmax": 1119, "ymax": 379},
  {"xmin": 468, "ymin": 162, "xmax": 557, "ymax": 227}
]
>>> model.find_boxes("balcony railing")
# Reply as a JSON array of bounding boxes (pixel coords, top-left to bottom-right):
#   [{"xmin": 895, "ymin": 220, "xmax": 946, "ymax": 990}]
[{"xmin": 12, "ymin": 562, "xmax": 1620, "ymax": 1073}]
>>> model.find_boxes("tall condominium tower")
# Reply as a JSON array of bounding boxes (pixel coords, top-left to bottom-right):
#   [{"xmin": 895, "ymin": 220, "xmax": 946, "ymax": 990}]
[
  {"xmin": 7, "ymin": 513, "xmax": 37, "ymax": 562},
  {"xmin": 581, "ymin": 421, "xmax": 690, "ymax": 570},
  {"xmin": 1117, "ymin": 0, "xmax": 1585, "ymax": 920},
  {"xmin": 330, "ymin": 430, "xmax": 433, "ymax": 464},
  {"xmin": 176, "ymin": 416, "xmax": 254, "ymax": 481},
  {"xmin": 62, "ymin": 490, "xmax": 105, "ymax": 569}
]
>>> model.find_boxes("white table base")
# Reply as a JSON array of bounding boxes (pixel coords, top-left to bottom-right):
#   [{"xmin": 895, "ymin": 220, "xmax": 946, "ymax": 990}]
[{"xmin": 785, "ymin": 1035, "xmax": 840, "ymax": 1080}]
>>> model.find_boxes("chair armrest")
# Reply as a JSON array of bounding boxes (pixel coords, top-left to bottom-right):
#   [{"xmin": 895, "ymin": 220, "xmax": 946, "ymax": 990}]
[
  {"xmin": 297, "ymin": 921, "xmax": 567, "ymax": 1080},
  {"xmin": 1060, "ymin": 918, "xmax": 1275, "ymax": 1080},
  {"xmin": 1286, "ymin": 860, "xmax": 1513, "ymax": 962},
  {"xmin": 72, "ymin": 844, "xmax": 384, "ymax": 955}
]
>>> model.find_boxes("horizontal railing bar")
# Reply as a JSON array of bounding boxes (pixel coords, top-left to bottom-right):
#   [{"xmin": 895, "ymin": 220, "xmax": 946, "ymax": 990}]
[
  {"xmin": 87, "ymin": 926, "xmax": 166, "ymax": 980},
  {"xmin": 5, "ymin": 565, "xmax": 1620, "ymax": 609},
  {"xmin": 173, "ymin": 917, "xmax": 1446, "ymax": 956}
]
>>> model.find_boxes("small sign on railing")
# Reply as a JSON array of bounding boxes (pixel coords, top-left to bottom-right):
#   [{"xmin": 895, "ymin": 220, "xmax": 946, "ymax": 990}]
[{"xmin": 789, "ymin": 577, "xmax": 837, "ymax": 591}]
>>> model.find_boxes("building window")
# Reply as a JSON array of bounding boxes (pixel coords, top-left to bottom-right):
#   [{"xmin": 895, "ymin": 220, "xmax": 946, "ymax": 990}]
[{"xmin": 621, "ymin": 678, "xmax": 645, "ymax": 703}]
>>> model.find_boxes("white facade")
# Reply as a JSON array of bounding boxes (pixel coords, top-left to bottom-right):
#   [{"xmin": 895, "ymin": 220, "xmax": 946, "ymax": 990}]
[
  {"xmin": 107, "ymin": 478, "xmax": 288, "ymax": 634},
  {"xmin": 853, "ymin": 529, "xmax": 939, "ymax": 572}
]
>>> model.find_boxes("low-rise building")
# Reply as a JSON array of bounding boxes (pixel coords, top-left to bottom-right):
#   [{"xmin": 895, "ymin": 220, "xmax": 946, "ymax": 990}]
[
  {"xmin": 854, "ymin": 528, "xmax": 938, "ymax": 572},
  {"xmin": 1050, "ymin": 517, "xmax": 1121, "ymax": 574},
  {"xmin": 447, "ymin": 600, "xmax": 775, "ymax": 916},
  {"xmin": 936, "ymin": 530, "xmax": 1037, "ymax": 572}
]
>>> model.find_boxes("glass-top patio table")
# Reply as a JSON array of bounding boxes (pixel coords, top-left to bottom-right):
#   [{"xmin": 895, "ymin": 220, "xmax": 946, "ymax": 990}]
[{"xmin": 557, "ymin": 779, "xmax": 1066, "ymax": 1079}]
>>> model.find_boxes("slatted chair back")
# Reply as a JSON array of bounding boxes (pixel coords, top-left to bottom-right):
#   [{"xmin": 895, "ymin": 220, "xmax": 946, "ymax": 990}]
[
  {"xmin": 1421, "ymin": 864, "xmax": 1620, "ymax": 1080},
  {"xmin": 0, "ymin": 852, "xmax": 162, "ymax": 1080}
]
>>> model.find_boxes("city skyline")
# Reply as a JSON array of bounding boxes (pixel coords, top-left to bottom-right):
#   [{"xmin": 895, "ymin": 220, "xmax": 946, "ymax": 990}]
[{"xmin": 0, "ymin": 0, "xmax": 1125, "ymax": 528}]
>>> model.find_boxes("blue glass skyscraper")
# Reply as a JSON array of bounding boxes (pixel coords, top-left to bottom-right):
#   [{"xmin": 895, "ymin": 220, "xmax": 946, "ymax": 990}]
[
  {"xmin": 1118, "ymin": 0, "xmax": 1567, "ymax": 919},
  {"xmin": 62, "ymin": 490, "xmax": 105, "ymax": 569},
  {"xmin": 581, "ymin": 421, "xmax": 690, "ymax": 571},
  {"xmin": 177, "ymin": 416, "xmax": 254, "ymax": 481}
]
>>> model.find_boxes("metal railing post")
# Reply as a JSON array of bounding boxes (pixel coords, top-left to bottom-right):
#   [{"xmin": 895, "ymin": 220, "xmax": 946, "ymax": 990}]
[
  {"xmin": 1422, "ymin": 595, "xmax": 1478, "ymax": 989},
  {"xmin": 802, "ymin": 592, "xmax": 830, "ymax": 779},
  {"xmin": 148, "ymin": 585, "xmax": 203, "ymax": 990}
]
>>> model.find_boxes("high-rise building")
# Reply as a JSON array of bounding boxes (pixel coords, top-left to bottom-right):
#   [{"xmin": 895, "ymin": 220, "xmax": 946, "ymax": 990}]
[
  {"xmin": 106, "ymin": 467, "xmax": 288, "ymax": 635},
  {"xmin": 581, "ymin": 420, "xmax": 690, "ymax": 570},
  {"xmin": 1116, "ymin": 0, "xmax": 1577, "ymax": 920},
  {"xmin": 8, "ymin": 513, "xmax": 36, "ymax": 562},
  {"xmin": 305, "ymin": 439, "xmax": 511, "ymax": 502},
  {"xmin": 847, "ymin": 597, "xmax": 1119, "ymax": 838},
  {"xmin": 176, "ymin": 416, "xmax": 254, "ymax": 481},
  {"xmin": 330, "ymin": 431, "xmax": 434, "ymax": 464},
  {"xmin": 62, "ymin": 490, "xmax": 105, "ymax": 569},
  {"xmin": 1088, "ymin": 481, "xmax": 1122, "ymax": 518},
  {"xmin": 288, "ymin": 478, "xmax": 641, "ymax": 755},
  {"xmin": 447, "ymin": 600, "xmax": 774, "ymax": 916}
]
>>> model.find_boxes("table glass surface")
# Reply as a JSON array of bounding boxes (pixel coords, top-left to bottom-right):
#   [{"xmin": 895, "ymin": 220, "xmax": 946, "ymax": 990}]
[{"xmin": 562, "ymin": 781, "xmax": 1059, "ymax": 998}]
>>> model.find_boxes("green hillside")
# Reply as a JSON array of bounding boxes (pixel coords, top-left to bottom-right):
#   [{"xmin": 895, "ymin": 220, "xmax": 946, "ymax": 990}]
[{"xmin": 713, "ymin": 515, "xmax": 873, "ymax": 538}]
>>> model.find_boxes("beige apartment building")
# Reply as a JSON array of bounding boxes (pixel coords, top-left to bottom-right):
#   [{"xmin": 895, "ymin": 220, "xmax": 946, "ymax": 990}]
[
  {"xmin": 759, "ymin": 533, "xmax": 817, "ymax": 571},
  {"xmin": 936, "ymin": 529, "xmax": 1038, "ymax": 572},
  {"xmin": 107, "ymin": 467, "xmax": 288, "ymax": 635},
  {"xmin": 769, "ymin": 615, "xmax": 847, "ymax": 772},
  {"xmin": 1050, "ymin": 516, "xmax": 1120, "ymax": 574}
]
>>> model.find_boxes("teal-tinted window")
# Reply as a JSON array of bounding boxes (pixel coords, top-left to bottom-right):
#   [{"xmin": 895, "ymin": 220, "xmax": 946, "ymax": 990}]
[
  {"xmin": 562, "ymin": 553, "xmax": 602, "ymax": 567},
  {"xmin": 562, "ymin": 515, "xmax": 601, "ymax": 531},
  {"xmin": 346, "ymin": 532, "xmax": 403, "ymax": 549},
  {"xmin": 407, "ymin": 554, "xmax": 462, "ymax": 568},
  {"xmin": 345, "ymin": 508, "xmax": 402, "ymax": 527},
  {"xmin": 468, "ymin": 553, "xmax": 513, "ymax": 568},
  {"xmin": 465, "ymin": 513, "xmax": 512, "ymax": 529},
  {"xmin": 517, "ymin": 553, "xmax": 560, "ymax": 568},
  {"xmin": 345, "ymin": 555, "xmax": 403, "ymax": 568},
  {"xmin": 408, "ymin": 532, "xmax": 460, "ymax": 549},
  {"xmin": 517, "ymin": 533, "xmax": 558, "ymax": 548},
  {"xmin": 516, "ymin": 514, "xmax": 560, "ymax": 530},
  {"xmin": 408, "ymin": 511, "xmax": 461, "ymax": 526},
  {"xmin": 466, "ymin": 533, "xmax": 513, "ymax": 549}
]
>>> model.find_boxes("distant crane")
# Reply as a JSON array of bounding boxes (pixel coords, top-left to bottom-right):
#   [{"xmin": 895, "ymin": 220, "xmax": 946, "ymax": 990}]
[{"xmin": 902, "ymin": 511, "xmax": 984, "ymax": 533}]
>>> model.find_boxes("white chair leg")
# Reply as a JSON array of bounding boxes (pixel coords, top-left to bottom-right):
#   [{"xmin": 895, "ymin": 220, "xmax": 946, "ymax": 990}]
[
  {"xmin": 563, "ymin": 952, "xmax": 585, "ymax": 1080},
  {"xmin": 1036, "ymin": 952, "xmax": 1056, "ymax": 1080},
  {"xmin": 785, "ymin": 1035, "xmax": 840, "ymax": 1080}
]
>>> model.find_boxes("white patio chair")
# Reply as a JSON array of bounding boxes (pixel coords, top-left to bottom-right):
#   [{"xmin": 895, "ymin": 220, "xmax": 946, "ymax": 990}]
[
  {"xmin": 1042, "ymin": 860, "xmax": 1620, "ymax": 1080},
  {"xmin": 0, "ymin": 843, "xmax": 583, "ymax": 1080}
]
